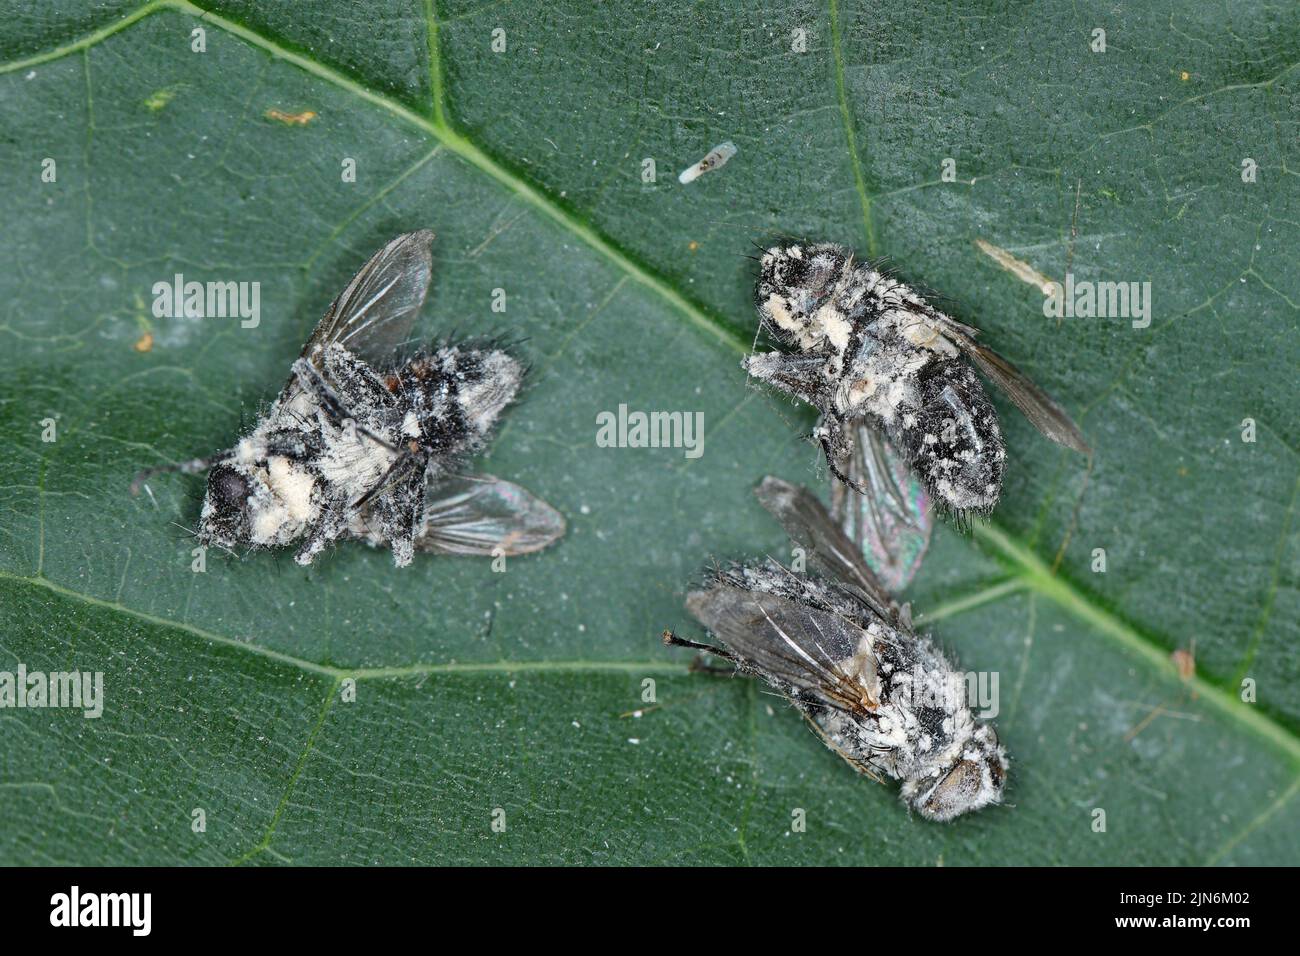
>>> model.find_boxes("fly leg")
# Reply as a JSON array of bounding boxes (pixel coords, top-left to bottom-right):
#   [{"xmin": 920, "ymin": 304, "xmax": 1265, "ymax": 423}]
[
  {"xmin": 662, "ymin": 630, "xmax": 739, "ymax": 675},
  {"xmin": 292, "ymin": 490, "xmax": 360, "ymax": 567},
  {"xmin": 130, "ymin": 450, "xmax": 233, "ymax": 495},
  {"xmin": 744, "ymin": 350, "xmax": 869, "ymax": 494},
  {"xmin": 294, "ymin": 518, "xmax": 342, "ymax": 566},
  {"xmin": 351, "ymin": 447, "xmax": 426, "ymax": 510},
  {"xmin": 813, "ymin": 413, "xmax": 867, "ymax": 494},
  {"xmin": 742, "ymin": 351, "xmax": 828, "ymax": 407},
  {"xmin": 292, "ymin": 358, "xmax": 398, "ymax": 454},
  {"xmin": 359, "ymin": 463, "xmax": 426, "ymax": 566}
]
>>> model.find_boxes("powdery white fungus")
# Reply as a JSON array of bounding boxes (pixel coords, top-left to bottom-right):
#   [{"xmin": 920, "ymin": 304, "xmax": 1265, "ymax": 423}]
[
  {"xmin": 744, "ymin": 240, "xmax": 1085, "ymax": 519},
  {"xmin": 672, "ymin": 477, "xmax": 1008, "ymax": 822},
  {"xmin": 137, "ymin": 231, "xmax": 565, "ymax": 569}
]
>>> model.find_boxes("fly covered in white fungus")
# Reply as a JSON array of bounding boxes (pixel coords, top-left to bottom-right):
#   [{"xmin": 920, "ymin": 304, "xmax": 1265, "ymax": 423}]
[
  {"xmin": 131, "ymin": 231, "xmax": 565, "ymax": 567},
  {"xmin": 665, "ymin": 476, "xmax": 1008, "ymax": 822},
  {"xmin": 746, "ymin": 240, "xmax": 1090, "ymax": 519}
]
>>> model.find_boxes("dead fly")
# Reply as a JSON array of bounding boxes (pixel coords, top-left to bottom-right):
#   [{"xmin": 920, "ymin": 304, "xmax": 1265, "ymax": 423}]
[
  {"xmin": 664, "ymin": 476, "xmax": 1007, "ymax": 822},
  {"xmin": 746, "ymin": 240, "xmax": 1089, "ymax": 517},
  {"xmin": 131, "ymin": 231, "xmax": 565, "ymax": 567}
]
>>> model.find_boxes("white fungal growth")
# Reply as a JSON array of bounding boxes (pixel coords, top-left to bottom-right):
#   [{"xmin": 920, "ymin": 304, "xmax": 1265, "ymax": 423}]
[
  {"xmin": 678, "ymin": 141, "xmax": 737, "ymax": 184},
  {"xmin": 401, "ymin": 410, "xmax": 421, "ymax": 438},
  {"xmin": 266, "ymin": 455, "xmax": 317, "ymax": 523}
]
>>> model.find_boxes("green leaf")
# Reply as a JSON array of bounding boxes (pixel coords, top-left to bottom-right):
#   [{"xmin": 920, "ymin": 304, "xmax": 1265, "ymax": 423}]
[{"xmin": 1, "ymin": 0, "xmax": 1296, "ymax": 865}]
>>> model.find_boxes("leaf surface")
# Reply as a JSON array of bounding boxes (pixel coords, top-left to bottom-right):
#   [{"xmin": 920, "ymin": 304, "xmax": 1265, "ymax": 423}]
[{"xmin": 0, "ymin": 0, "xmax": 1296, "ymax": 864}]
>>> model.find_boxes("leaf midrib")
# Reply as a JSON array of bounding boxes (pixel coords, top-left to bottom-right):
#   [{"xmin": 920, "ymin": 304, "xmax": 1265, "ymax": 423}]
[
  {"xmin": 4, "ymin": 0, "xmax": 1297, "ymax": 767},
  {"xmin": 0, "ymin": 570, "xmax": 689, "ymax": 681}
]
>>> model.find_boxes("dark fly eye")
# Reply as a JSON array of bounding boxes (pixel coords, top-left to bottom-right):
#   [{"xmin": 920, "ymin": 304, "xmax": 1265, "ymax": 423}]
[
  {"xmin": 987, "ymin": 753, "xmax": 1005, "ymax": 788},
  {"xmin": 209, "ymin": 465, "xmax": 250, "ymax": 508}
]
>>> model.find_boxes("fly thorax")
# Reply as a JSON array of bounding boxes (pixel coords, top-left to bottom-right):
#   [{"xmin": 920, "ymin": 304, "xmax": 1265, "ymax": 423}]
[
  {"xmin": 860, "ymin": 699, "xmax": 913, "ymax": 755},
  {"xmin": 759, "ymin": 292, "xmax": 824, "ymax": 351},
  {"xmin": 817, "ymin": 711, "xmax": 856, "ymax": 753},
  {"xmin": 761, "ymin": 292, "xmax": 803, "ymax": 337},
  {"xmin": 838, "ymin": 375, "xmax": 876, "ymax": 417},
  {"xmin": 282, "ymin": 388, "xmax": 319, "ymax": 423},
  {"xmin": 811, "ymin": 300, "xmax": 853, "ymax": 354},
  {"xmin": 839, "ymin": 349, "xmax": 918, "ymax": 425},
  {"xmin": 887, "ymin": 309, "xmax": 959, "ymax": 357},
  {"xmin": 318, "ymin": 419, "xmax": 399, "ymax": 499},
  {"xmin": 400, "ymin": 410, "xmax": 422, "ymax": 439},
  {"xmin": 264, "ymin": 456, "xmax": 317, "ymax": 522}
]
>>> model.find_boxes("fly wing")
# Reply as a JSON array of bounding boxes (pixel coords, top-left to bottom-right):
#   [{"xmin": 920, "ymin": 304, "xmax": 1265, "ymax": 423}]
[
  {"xmin": 414, "ymin": 474, "xmax": 566, "ymax": 557},
  {"xmin": 830, "ymin": 425, "xmax": 931, "ymax": 592},
  {"xmin": 754, "ymin": 475, "xmax": 899, "ymax": 622},
  {"xmin": 967, "ymin": 342, "xmax": 1090, "ymax": 453},
  {"xmin": 685, "ymin": 584, "xmax": 878, "ymax": 714},
  {"xmin": 282, "ymin": 230, "xmax": 435, "ymax": 400},
  {"xmin": 928, "ymin": 312, "xmax": 1090, "ymax": 453}
]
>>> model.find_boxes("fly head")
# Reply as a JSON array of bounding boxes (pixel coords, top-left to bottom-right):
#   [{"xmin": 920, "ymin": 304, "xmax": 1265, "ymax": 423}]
[
  {"xmin": 755, "ymin": 241, "xmax": 851, "ymax": 349},
  {"xmin": 905, "ymin": 723, "xmax": 1007, "ymax": 822}
]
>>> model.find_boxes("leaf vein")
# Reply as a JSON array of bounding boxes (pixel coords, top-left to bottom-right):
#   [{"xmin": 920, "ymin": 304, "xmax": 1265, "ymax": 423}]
[
  {"xmin": 0, "ymin": 571, "xmax": 688, "ymax": 681},
  {"xmin": 828, "ymin": 0, "xmax": 878, "ymax": 256}
]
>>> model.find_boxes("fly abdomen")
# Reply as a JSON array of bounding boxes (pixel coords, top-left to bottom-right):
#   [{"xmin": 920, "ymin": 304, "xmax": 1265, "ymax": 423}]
[
  {"xmin": 400, "ymin": 346, "xmax": 523, "ymax": 456},
  {"xmin": 883, "ymin": 357, "xmax": 1005, "ymax": 516}
]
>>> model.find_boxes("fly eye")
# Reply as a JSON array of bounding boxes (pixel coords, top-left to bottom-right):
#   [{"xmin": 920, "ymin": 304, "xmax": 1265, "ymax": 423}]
[
  {"xmin": 920, "ymin": 759, "xmax": 986, "ymax": 820},
  {"xmin": 209, "ymin": 465, "xmax": 251, "ymax": 508},
  {"xmin": 987, "ymin": 754, "xmax": 1005, "ymax": 789},
  {"xmin": 781, "ymin": 259, "xmax": 812, "ymax": 291}
]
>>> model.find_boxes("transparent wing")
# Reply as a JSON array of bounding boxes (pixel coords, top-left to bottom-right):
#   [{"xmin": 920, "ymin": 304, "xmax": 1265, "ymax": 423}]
[
  {"xmin": 685, "ymin": 584, "xmax": 879, "ymax": 714},
  {"xmin": 966, "ymin": 341, "xmax": 1091, "ymax": 453},
  {"xmin": 285, "ymin": 231, "xmax": 435, "ymax": 399},
  {"xmin": 829, "ymin": 425, "xmax": 931, "ymax": 591},
  {"xmin": 753, "ymin": 475, "xmax": 899, "ymax": 622},
  {"xmin": 414, "ymin": 474, "xmax": 566, "ymax": 557},
  {"xmin": 928, "ymin": 311, "xmax": 1091, "ymax": 453}
]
